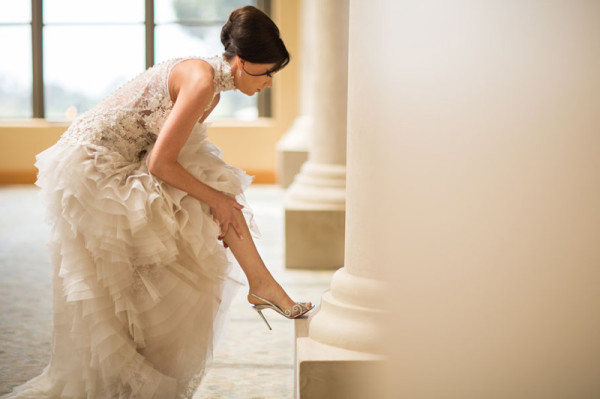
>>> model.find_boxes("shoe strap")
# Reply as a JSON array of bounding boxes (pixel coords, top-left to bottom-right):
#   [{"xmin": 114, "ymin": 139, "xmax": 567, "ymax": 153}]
[
  {"xmin": 249, "ymin": 293, "xmax": 278, "ymax": 309},
  {"xmin": 249, "ymin": 293, "xmax": 312, "ymax": 317}
]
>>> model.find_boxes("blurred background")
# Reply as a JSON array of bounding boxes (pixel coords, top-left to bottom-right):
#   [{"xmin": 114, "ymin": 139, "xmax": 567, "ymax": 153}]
[
  {"xmin": 0, "ymin": 0, "xmax": 300, "ymax": 184},
  {"xmin": 0, "ymin": 0, "xmax": 266, "ymax": 121}
]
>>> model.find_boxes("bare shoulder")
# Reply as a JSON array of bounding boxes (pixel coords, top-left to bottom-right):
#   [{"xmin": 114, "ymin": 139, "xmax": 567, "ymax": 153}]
[{"xmin": 169, "ymin": 58, "xmax": 215, "ymax": 102}]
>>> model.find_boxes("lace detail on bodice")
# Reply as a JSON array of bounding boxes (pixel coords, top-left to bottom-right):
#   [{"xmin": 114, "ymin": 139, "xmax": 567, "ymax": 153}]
[{"xmin": 58, "ymin": 55, "xmax": 235, "ymax": 161}]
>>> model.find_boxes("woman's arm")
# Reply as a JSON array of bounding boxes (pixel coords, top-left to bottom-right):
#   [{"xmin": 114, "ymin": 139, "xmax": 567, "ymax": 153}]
[{"xmin": 148, "ymin": 59, "xmax": 244, "ymax": 239}]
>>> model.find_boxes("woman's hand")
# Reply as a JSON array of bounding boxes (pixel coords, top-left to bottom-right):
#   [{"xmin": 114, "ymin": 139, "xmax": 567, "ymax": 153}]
[{"xmin": 209, "ymin": 192, "xmax": 245, "ymax": 244}]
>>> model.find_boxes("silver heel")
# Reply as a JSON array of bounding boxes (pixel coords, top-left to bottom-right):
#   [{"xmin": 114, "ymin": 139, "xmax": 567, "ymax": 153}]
[
  {"xmin": 254, "ymin": 307, "xmax": 272, "ymax": 330},
  {"xmin": 249, "ymin": 293, "xmax": 314, "ymax": 331}
]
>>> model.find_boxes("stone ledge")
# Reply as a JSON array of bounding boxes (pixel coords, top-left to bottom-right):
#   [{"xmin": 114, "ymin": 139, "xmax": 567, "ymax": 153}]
[{"xmin": 294, "ymin": 316, "xmax": 384, "ymax": 399}]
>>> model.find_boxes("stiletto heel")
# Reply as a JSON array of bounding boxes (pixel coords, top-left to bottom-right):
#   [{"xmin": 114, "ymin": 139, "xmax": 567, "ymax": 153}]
[
  {"xmin": 254, "ymin": 307, "xmax": 272, "ymax": 330},
  {"xmin": 249, "ymin": 293, "xmax": 314, "ymax": 330}
]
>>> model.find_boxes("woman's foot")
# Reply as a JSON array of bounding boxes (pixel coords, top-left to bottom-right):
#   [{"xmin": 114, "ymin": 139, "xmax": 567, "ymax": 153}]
[
  {"xmin": 249, "ymin": 292, "xmax": 314, "ymax": 330},
  {"xmin": 247, "ymin": 282, "xmax": 312, "ymax": 317}
]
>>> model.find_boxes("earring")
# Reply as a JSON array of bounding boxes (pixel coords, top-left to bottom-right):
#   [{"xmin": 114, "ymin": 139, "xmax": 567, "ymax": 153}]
[{"xmin": 238, "ymin": 59, "xmax": 244, "ymax": 78}]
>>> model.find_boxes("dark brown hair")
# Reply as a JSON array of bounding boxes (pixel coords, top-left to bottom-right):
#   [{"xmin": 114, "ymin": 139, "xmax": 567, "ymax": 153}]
[{"xmin": 221, "ymin": 6, "xmax": 290, "ymax": 74}]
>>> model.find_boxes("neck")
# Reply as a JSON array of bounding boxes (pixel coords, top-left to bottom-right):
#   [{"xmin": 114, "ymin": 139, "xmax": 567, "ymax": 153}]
[{"xmin": 227, "ymin": 55, "xmax": 241, "ymax": 90}]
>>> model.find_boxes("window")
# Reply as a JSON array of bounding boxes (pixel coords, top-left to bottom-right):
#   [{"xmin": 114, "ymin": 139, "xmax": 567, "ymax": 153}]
[
  {"xmin": 0, "ymin": 3, "xmax": 32, "ymax": 119},
  {"xmin": 0, "ymin": 0, "xmax": 271, "ymax": 121}
]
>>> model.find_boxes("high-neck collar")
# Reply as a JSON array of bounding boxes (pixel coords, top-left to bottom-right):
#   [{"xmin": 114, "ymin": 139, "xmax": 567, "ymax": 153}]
[{"xmin": 205, "ymin": 55, "xmax": 236, "ymax": 93}]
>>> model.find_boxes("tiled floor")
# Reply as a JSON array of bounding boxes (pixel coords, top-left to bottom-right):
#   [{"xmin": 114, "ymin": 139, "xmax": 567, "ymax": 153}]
[{"xmin": 0, "ymin": 184, "xmax": 334, "ymax": 398}]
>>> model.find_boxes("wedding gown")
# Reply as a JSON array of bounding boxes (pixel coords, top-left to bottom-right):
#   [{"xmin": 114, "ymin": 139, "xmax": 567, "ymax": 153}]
[{"xmin": 5, "ymin": 56, "xmax": 256, "ymax": 398}]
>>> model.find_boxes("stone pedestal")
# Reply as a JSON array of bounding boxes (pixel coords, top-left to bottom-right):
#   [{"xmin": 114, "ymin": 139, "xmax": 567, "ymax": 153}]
[
  {"xmin": 285, "ymin": 161, "xmax": 346, "ymax": 270},
  {"xmin": 285, "ymin": 209, "xmax": 345, "ymax": 270},
  {"xmin": 295, "ymin": 269, "xmax": 386, "ymax": 397},
  {"xmin": 294, "ymin": 316, "xmax": 384, "ymax": 399}
]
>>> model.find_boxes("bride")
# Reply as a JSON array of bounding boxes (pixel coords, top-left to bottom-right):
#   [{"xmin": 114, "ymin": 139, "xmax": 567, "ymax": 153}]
[{"xmin": 5, "ymin": 5, "xmax": 312, "ymax": 398}]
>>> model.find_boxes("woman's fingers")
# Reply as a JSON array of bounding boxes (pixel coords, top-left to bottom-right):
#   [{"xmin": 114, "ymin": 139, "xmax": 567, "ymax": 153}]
[
  {"xmin": 217, "ymin": 218, "xmax": 243, "ymax": 243},
  {"xmin": 220, "ymin": 221, "xmax": 229, "ymax": 238},
  {"xmin": 212, "ymin": 196, "xmax": 245, "ymax": 244},
  {"xmin": 221, "ymin": 219, "xmax": 243, "ymax": 240},
  {"xmin": 231, "ymin": 219, "xmax": 244, "ymax": 240}
]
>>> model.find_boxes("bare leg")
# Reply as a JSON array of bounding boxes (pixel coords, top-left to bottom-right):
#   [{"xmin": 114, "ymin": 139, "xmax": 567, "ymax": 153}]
[{"xmin": 222, "ymin": 208, "xmax": 311, "ymax": 312}]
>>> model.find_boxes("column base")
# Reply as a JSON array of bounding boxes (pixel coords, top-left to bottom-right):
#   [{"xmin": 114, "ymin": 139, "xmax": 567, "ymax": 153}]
[
  {"xmin": 294, "ymin": 317, "xmax": 385, "ymax": 399},
  {"xmin": 308, "ymin": 268, "xmax": 385, "ymax": 353},
  {"xmin": 285, "ymin": 208, "xmax": 345, "ymax": 270}
]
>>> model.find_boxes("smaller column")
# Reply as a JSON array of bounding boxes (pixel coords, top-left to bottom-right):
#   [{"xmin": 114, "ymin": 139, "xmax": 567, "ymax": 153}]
[
  {"xmin": 284, "ymin": 0, "xmax": 348, "ymax": 270},
  {"xmin": 275, "ymin": 0, "xmax": 315, "ymax": 188},
  {"xmin": 276, "ymin": 116, "xmax": 310, "ymax": 189}
]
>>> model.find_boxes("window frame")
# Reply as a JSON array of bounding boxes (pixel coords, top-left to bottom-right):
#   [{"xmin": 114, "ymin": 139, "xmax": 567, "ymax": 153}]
[{"xmin": 26, "ymin": 0, "xmax": 271, "ymax": 120}]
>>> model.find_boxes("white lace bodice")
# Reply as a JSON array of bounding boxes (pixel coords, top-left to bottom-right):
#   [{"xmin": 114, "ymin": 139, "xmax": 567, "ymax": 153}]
[{"xmin": 59, "ymin": 56, "xmax": 235, "ymax": 161}]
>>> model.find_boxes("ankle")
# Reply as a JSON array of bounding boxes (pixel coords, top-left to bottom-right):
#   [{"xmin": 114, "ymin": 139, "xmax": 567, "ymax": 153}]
[
  {"xmin": 247, "ymin": 281, "xmax": 289, "ymax": 305},
  {"xmin": 248, "ymin": 276, "xmax": 279, "ymax": 296}
]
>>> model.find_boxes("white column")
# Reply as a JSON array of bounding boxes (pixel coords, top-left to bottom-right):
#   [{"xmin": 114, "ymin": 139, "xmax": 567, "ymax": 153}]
[
  {"xmin": 380, "ymin": 1, "xmax": 600, "ymax": 397},
  {"xmin": 293, "ymin": 2, "xmax": 387, "ymax": 398},
  {"xmin": 275, "ymin": 0, "xmax": 315, "ymax": 188},
  {"xmin": 301, "ymin": 1, "xmax": 600, "ymax": 398},
  {"xmin": 284, "ymin": 0, "xmax": 349, "ymax": 270},
  {"xmin": 299, "ymin": 1, "xmax": 600, "ymax": 398}
]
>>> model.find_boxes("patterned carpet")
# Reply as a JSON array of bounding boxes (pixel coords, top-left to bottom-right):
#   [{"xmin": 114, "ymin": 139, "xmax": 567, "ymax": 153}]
[{"xmin": 0, "ymin": 185, "xmax": 333, "ymax": 399}]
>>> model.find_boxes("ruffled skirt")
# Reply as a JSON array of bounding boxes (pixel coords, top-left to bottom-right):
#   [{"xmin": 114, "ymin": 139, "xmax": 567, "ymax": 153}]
[{"xmin": 5, "ymin": 125, "xmax": 254, "ymax": 398}]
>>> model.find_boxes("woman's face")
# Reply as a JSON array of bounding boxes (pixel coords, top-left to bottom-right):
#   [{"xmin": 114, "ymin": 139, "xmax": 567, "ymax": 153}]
[{"xmin": 235, "ymin": 59, "xmax": 277, "ymax": 96}]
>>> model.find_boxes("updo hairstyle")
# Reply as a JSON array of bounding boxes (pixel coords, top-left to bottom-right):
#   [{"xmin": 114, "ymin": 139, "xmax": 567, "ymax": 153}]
[{"xmin": 221, "ymin": 6, "xmax": 290, "ymax": 74}]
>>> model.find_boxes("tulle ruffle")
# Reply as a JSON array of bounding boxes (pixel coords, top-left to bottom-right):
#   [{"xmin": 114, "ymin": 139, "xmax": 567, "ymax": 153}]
[{"xmin": 6, "ymin": 124, "xmax": 254, "ymax": 398}]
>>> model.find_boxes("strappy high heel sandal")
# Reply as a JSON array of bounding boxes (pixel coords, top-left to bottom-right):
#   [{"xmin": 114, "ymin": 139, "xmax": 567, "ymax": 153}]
[{"xmin": 249, "ymin": 293, "xmax": 314, "ymax": 330}]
